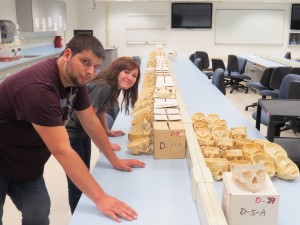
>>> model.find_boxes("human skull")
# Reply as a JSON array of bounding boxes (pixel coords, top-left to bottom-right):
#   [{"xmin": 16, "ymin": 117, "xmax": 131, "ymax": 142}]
[
  {"xmin": 243, "ymin": 143, "xmax": 263, "ymax": 161},
  {"xmin": 275, "ymin": 154, "xmax": 299, "ymax": 180},
  {"xmin": 228, "ymin": 160, "xmax": 251, "ymax": 172},
  {"xmin": 193, "ymin": 119, "xmax": 208, "ymax": 131},
  {"xmin": 222, "ymin": 149, "xmax": 244, "ymax": 161},
  {"xmin": 212, "ymin": 126, "xmax": 231, "ymax": 139},
  {"xmin": 233, "ymin": 138, "xmax": 252, "ymax": 149},
  {"xmin": 128, "ymin": 119, "xmax": 151, "ymax": 142},
  {"xmin": 195, "ymin": 128, "xmax": 212, "ymax": 140},
  {"xmin": 205, "ymin": 158, "xmax": 228, "ymax": 181},
  {"xmin": 201, "ymin": 146, "xmax": 220, "ymax": 158},
  {"xmin": 156, "ymin": 88, "xmax": 172, "ymax": 98},
  {"xmin": 231, "ymin": 126, "xmax": 247, "ymax": 139},
  {"xmin": 205, "ymin": 113, "xmax": 220, "ymax": 124},
  {"xmin": 192, "ymin": 112, "xmax": 205, "ymax": 123},
  {"xmin": 127, "ymin": 137, "xmax": 152, "ymax": 155},
  {"xmin": 263, "ymin": 142, "xmax": 287, "ymax": 162},
  {"xmin": 215, "ymin": 138, "xmax": 233, "ymax": 150},
  {"xmin": 209, "ymin": 119, "xmax": 227, "ymax": 131},
  {"xmin": 198, "ymin": 139, "xmax": 215, "ymax": 147},
  {"xmin": 251, "ymin": 153, "xmax": 276, "ymax": 178},
  {"xmin": 231, "ymin": 164, "xmax": 266, "ymax": 193}
]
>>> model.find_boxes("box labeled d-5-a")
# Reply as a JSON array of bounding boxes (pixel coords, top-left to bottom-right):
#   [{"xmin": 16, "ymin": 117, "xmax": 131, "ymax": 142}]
[
  {"xmin": 153, "ymin": 121, "xmax": 186, "ymax": 159},
  {"xmin": 222, "ymin": 172, "xmax": 279, "ymax": 225}
]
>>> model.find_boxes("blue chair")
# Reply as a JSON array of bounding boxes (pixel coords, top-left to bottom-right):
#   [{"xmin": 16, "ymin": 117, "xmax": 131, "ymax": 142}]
[
  {"xmin": 106, "ymin": 114, "xmax": 115, "ymax": 130},
  {"xmin": 189, "ymin": 53, "xmax": 195, "ymax": 63},
  {"xmin": 259, "ymin": 67, "xmax": 292, "ymax": 99},
  {"xmin": 194, "ymin": 57, "xmax": 203, "ymax": 71},
  {"xmin": 229, "ymin": 56, "xmax": 251, "ymax": 93},
  {"xmin": 107, "ymin": 104, "xmax": 120, "ymax": 120},
  {"xmin": 194, "ymin": 51, "xmax": 213, "ymax": 79},
  {"xmin": 211, "ymin": 58, "xmax": 226, "ymax": 71},
  {"xmin": 224, "ymin": 55, "xmax": 250, "ymax": 93},
  {"xmin": 106, "ymin": 104, "xmax": 120, "ymax": 129},
  {"xmin": 224, "ymin": 55, "xmax": 239, "ymax": 85},
  {"xmin": 289, "ymin": 67, "xmax": 300, "ymax": 75},
  {"xmin": 212, "ymin": 68, "xmax": 226, "ymax": 95},
  {"xmin": 133, "ymin": 56, "xmax": 141, "ymax": 65},
  {"xmin": 245, "ymin": 67, "xmax": 274, "ymax": 111},
  {"xmin": 252, "ymin": 74, "xmax": 300, "ymax": 129},
  {"xmin": 284, "ymin": 51, "xmax": 291, "ymax": 59}
]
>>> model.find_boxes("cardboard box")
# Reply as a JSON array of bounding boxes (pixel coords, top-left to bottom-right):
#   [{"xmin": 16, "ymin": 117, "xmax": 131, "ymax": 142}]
[
  {"xmin": 222, "ymin": 172, "xmax": 279, "ymax": 225},
  {"xmin": 153, "ymin": 121, "xmax": 186, "ymax": 159}
]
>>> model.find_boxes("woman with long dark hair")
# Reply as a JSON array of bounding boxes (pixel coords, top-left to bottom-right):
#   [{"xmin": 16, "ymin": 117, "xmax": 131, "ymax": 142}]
[{"xmin": 66, "ymin": 56, "xmax": 142, "ymax": 213}]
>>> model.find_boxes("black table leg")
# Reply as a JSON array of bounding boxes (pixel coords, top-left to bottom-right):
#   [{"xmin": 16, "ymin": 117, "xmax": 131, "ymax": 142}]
[
  {"xmin": 267, "ymin": 121, "xmax": 276, "ymax": 142},
  {"xmin": 256, "ymin": 101, "xmax": 261, "ymax": 131}
]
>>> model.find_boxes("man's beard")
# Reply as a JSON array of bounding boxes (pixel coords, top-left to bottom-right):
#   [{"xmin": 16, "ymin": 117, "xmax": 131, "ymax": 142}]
[{"xmin": 66, "ymin": 60, "xmax": 84, "ymax": 87}]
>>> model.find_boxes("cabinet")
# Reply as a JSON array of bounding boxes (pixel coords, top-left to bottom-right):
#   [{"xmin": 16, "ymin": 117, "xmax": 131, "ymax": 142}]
[
  {"xmin": 52, "ymin": 0, "xmax": 67, "ymax": 31},
  {"xmin": 244, "ymin": 61, "xmax": 263, "ymax": 84},
  {"xmin": 16, "ymin": 0, "xmax": 66, "ymax": 32}
]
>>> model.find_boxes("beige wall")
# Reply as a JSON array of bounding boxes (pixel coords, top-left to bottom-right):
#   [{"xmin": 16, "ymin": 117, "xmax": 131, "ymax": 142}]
[
  {"xmin": 1, "ymin": 0, "xmax": 300, "ymax": 59},
  {"xmin": 67, "ymin": 1, "xmax": 300, "ymax": 59}
]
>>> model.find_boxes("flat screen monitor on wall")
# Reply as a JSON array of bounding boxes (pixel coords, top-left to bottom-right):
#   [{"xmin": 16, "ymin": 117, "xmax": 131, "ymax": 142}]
[
  {"xmin": 171, "ymin": 3, "xmax": 212, "ymax": 29},
  {"xmin": 291, "ymin": 4, "xmax": 300, "ymax": 30},
  {"xmin": 73, "ymin": 30, "xmax": 93, "ymax": 36}
]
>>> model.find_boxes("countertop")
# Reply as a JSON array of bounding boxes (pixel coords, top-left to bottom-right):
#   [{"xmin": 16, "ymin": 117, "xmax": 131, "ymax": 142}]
[{"xmin": 0, "ymin": 44, "xmax": 64, "ymax": 70}]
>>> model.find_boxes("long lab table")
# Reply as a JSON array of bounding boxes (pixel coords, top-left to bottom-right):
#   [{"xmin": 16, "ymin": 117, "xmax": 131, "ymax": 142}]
[{"xmin": 69, "ymin": 54, "xmax": 300, "ymax": 225}]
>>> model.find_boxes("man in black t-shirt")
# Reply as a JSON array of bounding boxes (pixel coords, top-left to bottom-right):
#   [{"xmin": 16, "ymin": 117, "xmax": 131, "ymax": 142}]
[{"xmin": 0, "ymin": 34, "xmax": 145, "ymax": 224}]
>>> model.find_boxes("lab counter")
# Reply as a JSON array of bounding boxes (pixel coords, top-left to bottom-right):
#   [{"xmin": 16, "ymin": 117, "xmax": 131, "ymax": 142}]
[
  {"xmin": 0, "ymin": 44, "xmax": 64, "ymax": 70},
  {"xmin": 0, "ymin": 45, "xmax": 118, "ymax": 81}
]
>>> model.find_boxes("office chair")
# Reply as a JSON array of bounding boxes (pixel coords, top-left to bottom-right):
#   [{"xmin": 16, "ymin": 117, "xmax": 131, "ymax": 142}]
[
  {"xmin": 194, "ymin": 51, "xmax": 213, "ymax": 79},
  {"xmin": 282, "ymin": 80, "xmax": 300, "ymax": 133},
  {"xmin": 189, "ymin": 53, "xmax": 195, "ymax": 63},
  {"xmin": 211, "ymin": 58, "xmax": 226, "ymax": 71},
  {"xmin": 252, "ymin": 74, "xmax": 300, "ymax": 131},
  {"xmin": 259, "ymin": 66, "xmax": 292, "ymax": 99},
  {"xmin": 284, "ymin": 51, "xmax": 291, "ymax": 59},
  {"xmin": 106, "ymin": 114, "xmax": 115, "ymax": 130},
  {"xmin": 224, "ymin": 55, "xmax": 250, "ymax": 93},
  {"xmin": 289, "ymin": 67, "xmax": 300, "ymax": 75},
  {"xmin": 224, "ymin": 55, "xmax": 239, "ymax": 84},
  {"xmin": 212, "ymin": 68, "xmax": 226, "ymax": 95},
  {"xmin": 107, "ymin": 103, "xmax": 120, "ymax": 120},
  {"xmin": 229, "ymin": 57, "xmax": 251, "ymax": 93},
  {"xmin": 245, "ymin": 67, "xmax": 274, "ymax": 111},
  {"xmin": 194, "ymin": 57, "xmax": 203, "ymax": 71},
  {"xmin": 133, "ymin": 56, "xmax": 141, "ymax": 65},
  {"xmin": 106, "ymin": 103, "xmax": 120, "ymax": 129}
]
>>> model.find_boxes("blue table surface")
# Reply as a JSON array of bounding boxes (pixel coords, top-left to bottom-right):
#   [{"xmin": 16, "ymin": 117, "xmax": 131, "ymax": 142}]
[{"xmin": 69, "ymin": 54, "xmax": 300, "ymax": 225}]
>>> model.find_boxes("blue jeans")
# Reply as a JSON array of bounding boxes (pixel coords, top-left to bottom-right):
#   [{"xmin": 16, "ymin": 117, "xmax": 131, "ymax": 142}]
[
  {"xmin": 67, "ymin": 135, "xmax": 91, "ymax": 213},
  {"xmin": 0, "ymin": 175, "xmax": 50, "ymax": 225}
]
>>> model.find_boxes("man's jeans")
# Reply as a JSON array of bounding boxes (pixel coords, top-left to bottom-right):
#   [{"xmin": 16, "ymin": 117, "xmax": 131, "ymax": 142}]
[
  {"xmin": 67, "ymin": 135, "xmax": 91, "ymax": 213},
  {"xmin": 0, "ymin": 175, "xmax": 50, "ymax": 225}
]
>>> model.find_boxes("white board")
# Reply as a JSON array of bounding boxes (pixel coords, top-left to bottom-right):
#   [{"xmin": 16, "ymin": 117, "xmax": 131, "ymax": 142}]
[{"xmin": 215, "ymin": 9, "xmax": 285, "ymax": 45}]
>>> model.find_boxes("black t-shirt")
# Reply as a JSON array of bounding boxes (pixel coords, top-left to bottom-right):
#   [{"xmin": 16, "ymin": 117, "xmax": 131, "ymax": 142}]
[{"xmin": 0, "ymin": 58, "xmax": 90, "ymax": 180}]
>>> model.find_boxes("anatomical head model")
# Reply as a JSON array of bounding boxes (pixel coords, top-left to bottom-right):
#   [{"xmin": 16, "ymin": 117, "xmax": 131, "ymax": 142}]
[{"xmin": 231, "ymin": 164, "xmax": 267, "ymax": 193}]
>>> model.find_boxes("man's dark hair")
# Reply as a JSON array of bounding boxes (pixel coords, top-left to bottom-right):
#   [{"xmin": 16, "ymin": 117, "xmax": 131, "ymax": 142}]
[{"xmin": 60, "ymin": 34, "xmax": 105, "ymax": 60}]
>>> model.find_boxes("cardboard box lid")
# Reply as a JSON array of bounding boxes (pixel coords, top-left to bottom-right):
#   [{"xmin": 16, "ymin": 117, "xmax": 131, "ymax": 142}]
[
  {"xmin": 153, "ymin": 121, "xmax": 185, "ymax": 130},
  {"xmin": 153, "ymin": 108, "xmax": 180, "ymax": 115},
  {"xmin": 154, "ymin": 114, "xmax": 181, "ymax": 121}
]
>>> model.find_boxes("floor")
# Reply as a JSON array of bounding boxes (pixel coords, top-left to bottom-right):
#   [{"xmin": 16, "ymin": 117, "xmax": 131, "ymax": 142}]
[{"xmin": 3, "ymin": 84, "xmax": 300, "ymax": 225}]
